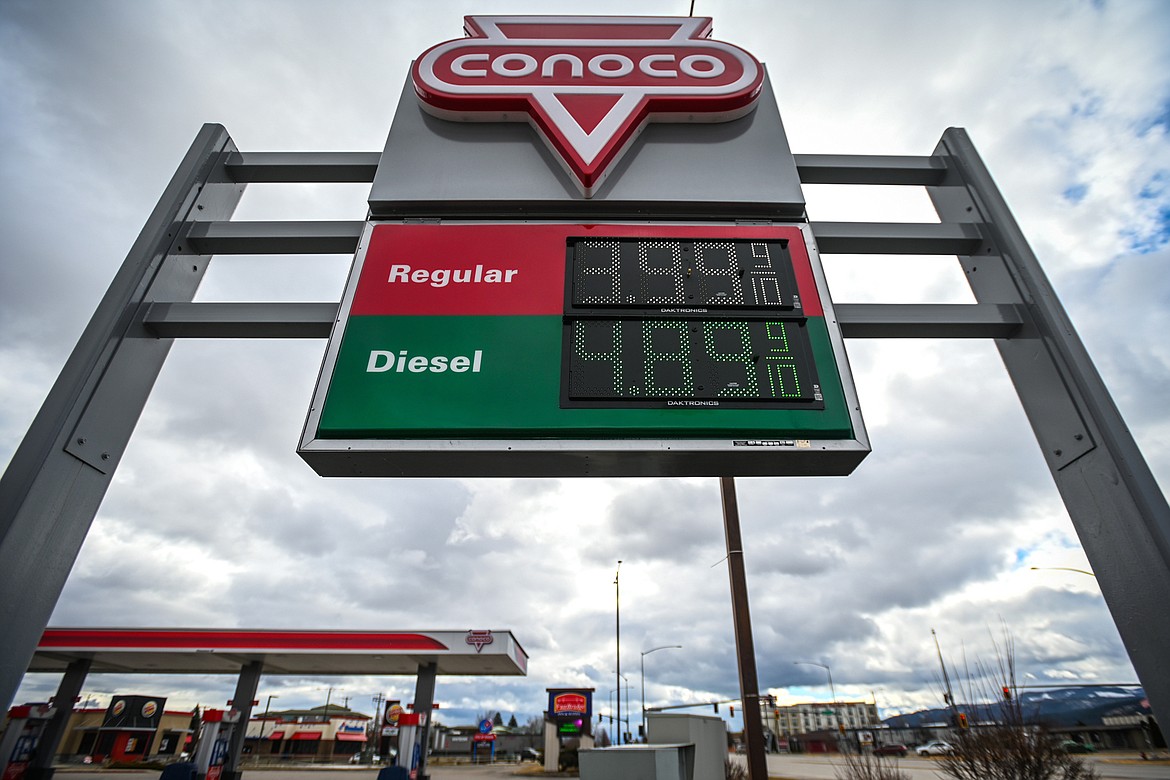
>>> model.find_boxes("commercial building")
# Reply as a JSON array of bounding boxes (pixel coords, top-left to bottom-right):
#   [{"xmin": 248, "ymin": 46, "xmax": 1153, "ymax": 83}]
[
  {"xmin": 2, "ymin": 699, "xmax": 196, "ymax": 764},
  {"xmin": 766, "ymin": 700, "xmax": 879, "ymax": 737},
  {"xmin": 245, "ymin": 705, "xmax": 370, "ymax": 761}
]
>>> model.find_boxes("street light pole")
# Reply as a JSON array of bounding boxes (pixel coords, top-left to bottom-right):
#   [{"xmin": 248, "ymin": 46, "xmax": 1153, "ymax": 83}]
[
  {"xmin": 258, "ymin": 694, "xmax": 278, "ymax": 760},
  {"xmin": 1029, "ymin": 566, "xmax": 1096, "ymax": 577},
  {"xmin": 641, "ymin": 645, "xmax": 682, "ymax": 742},
  {"xmin": 794, "ymin": 661, "xmax": 838, "ymax": 731},
  {"xmin": 614, "ymin": 560, "xmax": 622, "ymax": 746}
]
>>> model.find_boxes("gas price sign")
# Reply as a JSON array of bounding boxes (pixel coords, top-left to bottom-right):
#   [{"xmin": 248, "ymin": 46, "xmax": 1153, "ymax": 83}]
[
  {"xmin": 298, "ymin": 222, "xmax": 868, "ymax": 477},
  {"xmin": 563, "ymin": 237, "xmax": 818, "ymax": 408}
]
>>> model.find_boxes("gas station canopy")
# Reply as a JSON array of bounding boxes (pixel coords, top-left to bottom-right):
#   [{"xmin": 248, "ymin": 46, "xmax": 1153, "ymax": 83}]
[{"xmin": 28, "ymin": 628, "xmax": 528, "ymax": 676}]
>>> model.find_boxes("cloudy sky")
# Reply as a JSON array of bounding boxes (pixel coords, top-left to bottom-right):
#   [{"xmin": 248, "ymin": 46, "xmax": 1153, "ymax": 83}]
[{"xmin": 4, "ymin": 0, "xmax": 1168, "ymax": 734}]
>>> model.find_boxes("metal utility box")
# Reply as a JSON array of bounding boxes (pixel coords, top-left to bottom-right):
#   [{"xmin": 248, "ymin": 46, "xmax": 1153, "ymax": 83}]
[
  {"xmin": 646, "ymin": 713, "xmax": 727, "ymax": 780},
  {"xmin": 579, "ymin": 743, "xmax": 695, "ymax": 780}
]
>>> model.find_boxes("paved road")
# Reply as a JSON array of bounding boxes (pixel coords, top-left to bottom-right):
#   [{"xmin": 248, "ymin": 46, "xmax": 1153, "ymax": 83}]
[
  {"xmin": 53, "ymin": 755, "xmax": 1170, "ymax": 780},
  {"xmin": 749, "ymin": 753, "xmax": 1170, "ymax": 780}
]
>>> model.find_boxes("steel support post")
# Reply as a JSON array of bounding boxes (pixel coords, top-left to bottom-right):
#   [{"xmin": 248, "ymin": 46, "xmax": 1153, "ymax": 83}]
[
  {"xmin": 928, "ymin": 127, "xmax": 1170, "ymax": 731},
  {"xmin": 25, "ymin": 658, "xmax": 91, "ymax": 780},
  {"xmin": 223, "ymin": 661, "xmax": 263, "ymax": 780},
  {"xmin": 412, "ymin": 662, "xmax": 438, "ymax": 780},
  {"xmin": 719, "ymin": 477, "xmax": 768, "ymax": 780},
  {"xmin": 0, "ymin": 123, "xmax": 245, "ymax": 709}
]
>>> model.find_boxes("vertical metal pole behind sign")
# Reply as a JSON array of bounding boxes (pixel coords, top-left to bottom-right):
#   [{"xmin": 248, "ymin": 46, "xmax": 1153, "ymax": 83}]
[
  {"xmin": 720, "ymin": 477, "xmax": 768, "ymax": 780},
  {"xmin": 928, "ymin": 128, "xmax": 1170, "ymax": 732},
  {"xmin": 0, "ymin": 124, "xmax": 244, "ymax": 710}
]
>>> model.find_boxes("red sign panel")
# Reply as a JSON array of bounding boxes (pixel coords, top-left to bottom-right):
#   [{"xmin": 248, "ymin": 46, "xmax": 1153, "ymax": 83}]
[
  {"xmin": 349, "ymin": 223, "xmax": 823, "ymax": 318},
  {"xmin": 412, "ymin": 16, "xmax": 764, "ymax": 195},
  {"xmin": 553, "ymin": 693, "xmax": 588, "ymax": 716}
]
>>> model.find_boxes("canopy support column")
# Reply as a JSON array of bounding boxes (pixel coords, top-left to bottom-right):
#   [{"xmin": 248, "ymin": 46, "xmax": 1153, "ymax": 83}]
[
  {"xmin": 412, "ymin": 663, "xmax": 437, "ymax": 780},
  {"xmin": 222, "ymin": 661, "xmax": 263, "ymax": 780}
]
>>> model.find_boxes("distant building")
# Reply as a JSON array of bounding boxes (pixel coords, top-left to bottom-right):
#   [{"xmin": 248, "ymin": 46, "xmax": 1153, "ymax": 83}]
[
  {"xmin": 766, "ymin": 701, "xmax": 880, "ymax": 736},
  {"xmin": 750, "ymin": 700, "xmax": 880, "ymax": 753},
  {"xmin": 1, "ymin": 701, "xmax": 196, "ymax": 763},
  {"xmin": 430, "ymin": 723, "xmax": 541, "ymax": 760},
  {"xmin": 245, "ymin": 705, "xmax": 371, "ymax": 761}
]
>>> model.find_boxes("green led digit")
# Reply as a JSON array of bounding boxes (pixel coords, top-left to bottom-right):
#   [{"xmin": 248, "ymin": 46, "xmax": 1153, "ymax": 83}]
[
  {"xmin": 637, "ymin": 241, "xmax": 686, "ymax": 304},
  {"xmin": 575, "ymin": 240, "xmax": 622, "ymax": 305},
  {"xmin": 642, "ymin": 320, "xmax": 693, "ymax": 396},
  {"xmin": 702, "ymin": 321, "xmax": 758, "ymax": 397},
  {"xmin": 694, "ymin": 241, "xmax": 744, "ymax": 305},
  {"xmin": 573, "ymin": 320, "xmax": 624, "ymax": 396},
  {"xmin": 762, "ymin": 322, "xmax": 802, "ymax": 398}
]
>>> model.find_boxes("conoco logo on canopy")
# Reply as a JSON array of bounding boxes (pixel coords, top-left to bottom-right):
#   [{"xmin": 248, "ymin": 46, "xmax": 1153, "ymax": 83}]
[{"xmin": 412, "ymin": 16, "xmax": 764, "ymax": 197}]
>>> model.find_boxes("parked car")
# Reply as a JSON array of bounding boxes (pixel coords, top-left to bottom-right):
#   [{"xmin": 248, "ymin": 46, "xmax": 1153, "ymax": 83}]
[
  {"xmin": 917, "ymin": 741, "xmax": 956, "ymax": 756},
  {"xmin": 873, "ymin": 743, "xmax": 908, "ymax": 757},
  {"xmin": 520, "ymin": 747, "xmax": 542, "ymax": 761},
  {"xmin": 1058, "ymin": 740, "xmax": 1096, "ymax": 754}
]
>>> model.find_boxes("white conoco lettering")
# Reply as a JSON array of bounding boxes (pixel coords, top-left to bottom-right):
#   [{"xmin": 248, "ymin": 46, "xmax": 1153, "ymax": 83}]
[
  {"xmin": 639, "ymin": 53, "xmax": 677, "ymax": 78},
  {"xmin": 388, "ymin": 264, "xmax": 518, "ymax": 287},
  {"xmin": 452, "ymin": 52, "xmax": 489, "ymax": 77},
  {"xmin": 680, "ymin": 54, "xmax": 725, "ymax": 78},
  {"xmin": 492, "ymin": 53, "xmax": 537, "ymax": 77},
  {"xmin": 542, "ymin": 53, "xmax": 583, "ymax": 78},
  {"xmin": 446, "ymin": 51, "xmax": 731, "ymax": 81},
  {"xmin": 366, "ymin": 349, "xmax": 484, "ymax": 374},
  {"xmin": 589, "ymin": 54, "xmax": 633, "ymax": 78}
]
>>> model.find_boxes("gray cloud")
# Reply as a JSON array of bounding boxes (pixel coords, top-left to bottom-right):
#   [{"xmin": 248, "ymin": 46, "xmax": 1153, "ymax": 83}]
[{"xmin": 5, "ymin": 0, "xmax": 1167, "ymax": 729}]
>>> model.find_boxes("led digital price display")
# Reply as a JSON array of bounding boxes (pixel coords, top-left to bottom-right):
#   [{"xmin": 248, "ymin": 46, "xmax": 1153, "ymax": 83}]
[
  {"xmin": 566, "ymin": 319, "xmax": 820, "ymax": 405},
  {"xmin": 562, "ymin": 237, "xmax": 821, "ymax": 409},
  {"xmin": 570, "ymin": 238, "xmax": 801, "ymax": 311}
]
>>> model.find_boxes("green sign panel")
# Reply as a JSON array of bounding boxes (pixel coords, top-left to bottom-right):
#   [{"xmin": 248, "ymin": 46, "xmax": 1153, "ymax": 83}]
[{"xmin": 298, "ymin": 222, "xmax": 868, "ymax": 477}]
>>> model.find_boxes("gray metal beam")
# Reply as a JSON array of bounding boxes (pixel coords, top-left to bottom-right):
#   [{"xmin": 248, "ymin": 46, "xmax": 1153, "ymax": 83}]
[
  {"xmin": 185, "ymin": 220, "xmax": 363, "ymax": 255},
  {"xmin": 142, "ymin": 303, "xmax": 1024, "ymax": 341},
  {"xmin": 218, "ymin": 151, "xmax": 951, "ymax": 187},
  {"xmin": 187, "ymin": 220, "xmax": 979, "ymax": 258},
  {"xmin": 223, "ymin": 661, "xmax": 263, "ymax": 780},
  {"xmin": 0, "ymin": 123, "xmax": 244, "ymax": 710},
  {"xmin": 26, "ymin": 658, "xmax": 91, "ymax": 780},
  {"xmin": 413, "ymin": 663, "xmax": 438, "ymax": 780},
  {"xmin": 795, "ymin": 154, "xmax": 947, "ymax": 186},
  {"xmin": 928, "ymin": 127, "xmax": 1170, "ymax": 735},
  {"xmin": 225, "ymin": 151, "xmax": 381, "ymax": 183},
  {"xmin": 143, "ymin": 302, "xmax": 337, "ymax": 339},
  {"xmin": 810, "ymin": 221, "xmax": 982, "ymax": 255},
  {"xmin": 836, "ymin": 303, "xmax": 1022, "ymax": 338}
]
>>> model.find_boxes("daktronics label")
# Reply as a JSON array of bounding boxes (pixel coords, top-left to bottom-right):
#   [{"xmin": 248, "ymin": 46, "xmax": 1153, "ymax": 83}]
[{"xmin": 412, "ymin": 16, "xmax": 764, "ymax": 196}]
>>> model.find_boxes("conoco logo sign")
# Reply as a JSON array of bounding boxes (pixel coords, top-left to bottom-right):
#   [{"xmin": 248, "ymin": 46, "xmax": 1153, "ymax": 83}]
[
  {"xmin": 465, "ymin": 630, "xmax": 494, "ymax": 652},
  {"xmin": 412, "ymin": 16, "xmax": 764, "ymax": 196}
]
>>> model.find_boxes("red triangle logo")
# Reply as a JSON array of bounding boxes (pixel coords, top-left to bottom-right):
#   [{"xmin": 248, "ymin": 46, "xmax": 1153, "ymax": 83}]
[{"xmin": 555, "ymin": 93, "xmax": 624, "ymax": 135}]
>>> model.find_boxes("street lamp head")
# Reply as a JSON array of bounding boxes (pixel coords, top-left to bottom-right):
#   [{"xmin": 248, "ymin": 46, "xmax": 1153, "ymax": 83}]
[{"xmin": 642, "ymin": 644, "xmax": 684, "ymax": 657}]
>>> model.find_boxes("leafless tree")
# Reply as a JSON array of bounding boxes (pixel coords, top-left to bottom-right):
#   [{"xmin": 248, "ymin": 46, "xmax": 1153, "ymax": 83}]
[
  {"xmin": 939, "ymin": 627, "xmax": 1098, "ymax": 780},
  {"xmin": 833, "ymin": 750, "xmax": 911, "ymax": 780}
]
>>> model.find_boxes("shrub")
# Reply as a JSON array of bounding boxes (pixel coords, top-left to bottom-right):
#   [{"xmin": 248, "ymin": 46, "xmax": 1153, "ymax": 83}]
[{"xmin": 834, "ymin": 750, "xmax": 911, "ymax": 780}]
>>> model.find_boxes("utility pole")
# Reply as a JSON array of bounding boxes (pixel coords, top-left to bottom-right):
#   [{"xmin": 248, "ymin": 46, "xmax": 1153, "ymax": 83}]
[
  {"xmin": 932, "ymin": 629, "xmax": 959, "ymax": 725},
  {"xmin": 615, "ymin": 560, "xmax": 622, "ymax": 746},
  {"xmin": 371, "ymin": 693, "xmax": 385, "ymax": 759}
]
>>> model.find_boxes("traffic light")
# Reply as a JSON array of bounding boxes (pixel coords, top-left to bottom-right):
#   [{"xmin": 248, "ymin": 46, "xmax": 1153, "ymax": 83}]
[
  {"xmin": 958, "ymin": 713, "xmax": 969, "ymax": 729},
  {"xmin": 713, "ymin": 703, "xmax": 719, "ymax": 713},
  {"xmin": 1002, "ymin": 686, "xmax": 1012, "ymax": 701},
  {"xmin": 729, "ymin": 706, "xmax": 735, "ymax": 717}
]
